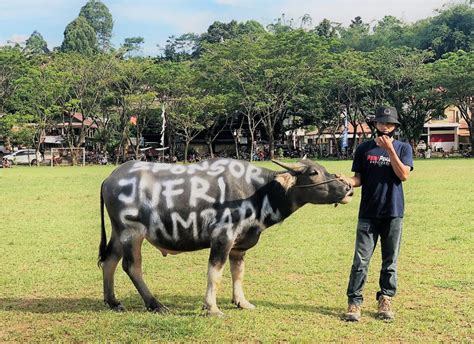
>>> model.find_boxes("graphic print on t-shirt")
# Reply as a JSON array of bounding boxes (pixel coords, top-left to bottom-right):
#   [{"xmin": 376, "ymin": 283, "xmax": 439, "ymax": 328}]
[
  {"xmin": 367, "ymin": 154, "xmax": 391, "ymax": 167},
  {"xmin": 352, "ymin": 139, "xmax": 414, "ymax": 218}
]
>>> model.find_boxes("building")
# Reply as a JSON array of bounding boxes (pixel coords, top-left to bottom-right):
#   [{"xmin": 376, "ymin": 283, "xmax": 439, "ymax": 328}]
[
  {"xmin": 422, "ymin": 105, "xmax": 471, "ymax": 152},
  {"xmin": 301, "ymin": 122, "xmax": 373, "ymax": 155}
]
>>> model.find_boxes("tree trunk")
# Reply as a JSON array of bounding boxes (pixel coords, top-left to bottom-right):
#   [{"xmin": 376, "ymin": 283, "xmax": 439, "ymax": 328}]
[
  {"xmin": 469, "ymin": 123, "xmax": 474, "ymax": 156},
  {"xmin": 234, "ymin": 136, "xmax": 239, "ymax": 159},
  {"xmin": 207, "ymin": 140, "xmax": 214, "ymax": 159},
  {"xmin": 184, "ymin": 141, "xmax": 189, "ymax": 164},
  {"xmin": 249, "ymin": 133, "xmax": 255, "ymax": 162},
  {"xmin": 351, "ymin": 122, "xmax": 358, "ymax": 154},
  {"xmin": 268, "ymin": 128, "xmax": 274, "ymax": 160},
  {"xmin": 331, "ymin": 131, "xmax": 340, "ymax": 158}
]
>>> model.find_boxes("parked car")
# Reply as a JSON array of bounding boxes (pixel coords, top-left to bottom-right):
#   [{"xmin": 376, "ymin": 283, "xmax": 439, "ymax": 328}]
[
  {"xmin": 416, "ymin": 140, "xmax": 427, "ymax": 151},
  {"xmin": 3, "ymin": 149, "xmax": 43, "ymax": 165}
]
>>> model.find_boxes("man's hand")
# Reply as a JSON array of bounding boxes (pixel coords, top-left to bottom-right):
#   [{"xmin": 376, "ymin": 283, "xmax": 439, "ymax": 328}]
[
  {"xmin": 376, "ymin": 136, "xmax": 411, "ymax": 181},
  {"xmin": 375, "ymin": 136, "xmax": 394, "ymax": 151}
]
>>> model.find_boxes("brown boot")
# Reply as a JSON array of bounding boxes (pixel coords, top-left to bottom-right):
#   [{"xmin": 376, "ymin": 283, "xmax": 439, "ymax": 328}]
[
  {"xmin": 377, "ymin": 295, "xmax": 394, "ymax": 320},
  {"xmin": 344, "ymin": 304, "xmax": 361, "ymax": 322}
]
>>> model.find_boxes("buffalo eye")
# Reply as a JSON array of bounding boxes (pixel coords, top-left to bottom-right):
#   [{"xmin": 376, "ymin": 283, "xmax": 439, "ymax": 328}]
[{"xmin": 308, "ymin": 169, "xmax": 319, "ymax": 175}]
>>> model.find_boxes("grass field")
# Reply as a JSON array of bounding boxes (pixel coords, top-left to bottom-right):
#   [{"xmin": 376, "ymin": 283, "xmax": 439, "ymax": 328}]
[{"xmin": 0, "ymin": 159, "xmax": 473, "ymax": 342}]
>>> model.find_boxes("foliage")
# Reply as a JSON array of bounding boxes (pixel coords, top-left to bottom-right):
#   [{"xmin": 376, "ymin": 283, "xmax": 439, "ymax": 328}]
[
  {"xmin": 24, "ymin": 31, "xmax": 49, "ymax": 55},
  {"xmin": 313, "ymin": 19, "xmax": 339, "ymax": 38},
  {"xmin": 8, "ymin": 56, "xmax": 70, "ymax": 161},
  {"xmin": 0, "ymin": 112, "xmax": 36, "ymax": 147},
  {"xmin": 161, "ymin": 33, "xmax": 201, "ymax": 61},
  {"xmin": 1, "ymin": 2, "xmax": 473, "ymax": 159},
  {"xmin": 0, "ymin": 47, "xmax": 29, "ymax": 113},
  {"xmin": 121, "ymin": 37, "xmax": 145, "ymax": 56},
  {"xmin": 431, "ymin": 50, "xmax": 474, "ymax": 153},
  {"xmin": 61, "ymin": 16, "xmax": 98, "ymax": 55},
  {"xmin": 414, "ymin": 3, "xmax": 474, "ymax": 58},
  {"xmin": 79, "ymin": 0, "xmax": 114, "ymax": 51}
]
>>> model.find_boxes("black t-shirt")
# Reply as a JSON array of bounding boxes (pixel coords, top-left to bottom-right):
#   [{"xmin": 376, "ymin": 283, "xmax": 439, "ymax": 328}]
[{"xmin": 352, "ymin": 140, "xmax": 414, "ymax": 219}]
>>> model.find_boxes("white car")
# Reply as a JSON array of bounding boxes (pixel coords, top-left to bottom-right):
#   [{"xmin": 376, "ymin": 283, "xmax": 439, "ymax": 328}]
[{"xmin": 3, "ymin": 149, "xmax": 43, "ymax": 165}]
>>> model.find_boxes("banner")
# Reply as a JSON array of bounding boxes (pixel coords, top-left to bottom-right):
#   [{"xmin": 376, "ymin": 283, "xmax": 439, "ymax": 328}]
[
  {"xmin": 342, "ymin": 114, "xmax": 348, "ymax": 149},
  {"xmin": 160, "ymin": 103, "xmax": 166, "ymax": 147}
]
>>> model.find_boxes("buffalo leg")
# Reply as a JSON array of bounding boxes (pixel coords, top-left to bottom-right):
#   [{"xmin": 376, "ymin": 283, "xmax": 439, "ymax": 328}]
[
  {"xmin": 204, "ymin": 240, "xmax": 232, "ymax": 316},
  {"xmin": 101, "ymin": 230, "xmax": 124, "ymax": 311},
  {"xmin": 229, "ymin": 249, "xmax": 255, "ymax": 310},
  {"xmin": 121, "ymin": 233, "xmax": 169, "ymax": 313}
]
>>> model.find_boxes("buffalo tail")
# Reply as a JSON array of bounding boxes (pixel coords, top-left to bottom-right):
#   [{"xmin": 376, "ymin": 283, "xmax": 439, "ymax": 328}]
[{"xmin": 98, "ymin": 181, "xmax": 107, "ymax": 267}]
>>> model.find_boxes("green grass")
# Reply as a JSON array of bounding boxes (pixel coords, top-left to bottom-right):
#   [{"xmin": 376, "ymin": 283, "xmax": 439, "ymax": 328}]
[{"xmin": 0, "ymin": 159, "xmax": 473, "ymax": 342}]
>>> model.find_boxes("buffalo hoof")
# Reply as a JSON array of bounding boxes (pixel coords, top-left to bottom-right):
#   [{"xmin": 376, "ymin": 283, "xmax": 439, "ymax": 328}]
[
  {"xmin": 105, "ymin": 300, "xmax": 125, "ymax": 312},
  {"xmin": 206, "ymin": 309, "xmax": 225, "ymax": 317},
  {"xmin": 232, "ymin": 299, "xmax": 256, "ymax": 310},
  {"xmin": 147, "ymin": 301, "xmax": 170, "ymax": 314},
  {"xmin": 202, "ymin": 304, "xmax": 225, "ymax": 317}
]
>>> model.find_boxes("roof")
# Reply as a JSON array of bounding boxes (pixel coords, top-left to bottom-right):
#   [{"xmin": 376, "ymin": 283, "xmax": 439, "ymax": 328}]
[
  {"xmin": 425, "ymin": 123, "xmax": 459, "ymax": 128},
  {"xmin": 56, "ymin": 112, "xmax": 98, "ymax": 129},
  {"xmin": 305, "ymin": 122, "xmax": 373, "ymax": 136}
]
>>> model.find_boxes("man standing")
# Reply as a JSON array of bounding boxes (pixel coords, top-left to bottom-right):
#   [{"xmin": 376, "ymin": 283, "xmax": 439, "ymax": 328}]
[{"xmin": 344, "ymin": 106, "xmax": 413, "ymax": 322}]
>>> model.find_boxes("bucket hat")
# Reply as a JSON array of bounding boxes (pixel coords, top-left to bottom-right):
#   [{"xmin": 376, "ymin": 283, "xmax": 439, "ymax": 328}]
[{"xmin": 373, "ymin": 106, "xmax": 400, "ymax": 125}]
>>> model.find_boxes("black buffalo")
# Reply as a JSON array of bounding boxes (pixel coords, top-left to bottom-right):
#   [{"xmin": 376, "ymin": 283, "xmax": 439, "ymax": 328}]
[{"xmin": 99, "ymin": 158, "xmax": 353, "ymax": 316}]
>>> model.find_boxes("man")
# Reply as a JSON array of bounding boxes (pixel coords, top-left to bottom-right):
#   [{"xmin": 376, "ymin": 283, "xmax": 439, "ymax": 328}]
[{"xmin": 344, "ymin": 106, "xmax": 413, "ymax": 322}]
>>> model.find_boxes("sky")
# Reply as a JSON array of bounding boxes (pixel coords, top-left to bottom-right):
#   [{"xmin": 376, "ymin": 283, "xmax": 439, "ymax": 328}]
[{"xmin": 0, "ymin": 0, "xmax": 457, "ymax": 56}]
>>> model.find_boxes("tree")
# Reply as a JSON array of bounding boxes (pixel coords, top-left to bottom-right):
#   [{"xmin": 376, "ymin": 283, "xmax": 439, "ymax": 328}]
[
  {"xmin": 200, "ymin": 19, "xmax": 265, "ymax": 44},
  {"xmin": 340, "ymin": 16, "xmax": 371, "ymax": 50},
  {"xmin": 201, "ymin": 20, "xmax": 240, "ymax": 44},
  {"xmin": 170, "ymin": 94, "xmax": 225, "ymax": 163},
  {"xmin": 236, "ymin": 20, "xmax": 266, "ymax": 36},
  {"xmin": 161, "ymin": 33, "xmax": 200, "ymax": 61},
  {"xmin": 313, "ymin": 19, "xmax": 339, "ymax": 38},
  {"xmin": 61, "ymin": 16, "xmax": 98, "ymax": 55},
  {"xmin": 79, "ymin": 0, "xmax": 114, "ymax": 51},
  {"xmin": 0, "ymin": 47, "xmax": 28, "ymax": 114},
  {"xmin": 326, "ymin": 50, "xmax": 378, "ymax": 153},
  {"xmin": 0, "ymin": 112, "xmax": 36, "ymax": 149},
  {"xmin": 52, "ymin": 53, "xmax": 117, "ymax": 163},
  {"xmin": 9, "ymin": 57, "xmax": 70, "ymax": 165},
  {"xmin": 199, "ymin": 30, "xmax": 332, "ymax": 159},
  {"xmin": 365, "ymin": 16, "xmax": 407, "ymax": 50},
  {"xmin": 24, "ymin": 31, "xmax": 49, "ymax": 55},
  {"xmin": 432, "ymin": 50, "xmax": 474, "ymax": 154},
  {"xmin": 368, "ymin": 48, "xmax": 444, "ymax": 147},
  {"xmin": 121, "ymin": 37, "xmax": 145, "ymax": 57},
  {"xmin": 112, "ymin": 58, "xmax": 158, "ymax": 161},
  {"xmin": 415, "ymin": 3, "xmax": 474, "ymax": 58}
]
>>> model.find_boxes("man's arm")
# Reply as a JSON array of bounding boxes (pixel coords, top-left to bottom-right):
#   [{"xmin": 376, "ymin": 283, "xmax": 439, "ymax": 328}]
[
  {"xmin": 377, "ymin": 136, "xmax": 411, "ymax": 181},
  {"xmin": 350, "ymin": 173, "xmax": 362, "ymax": 187}
]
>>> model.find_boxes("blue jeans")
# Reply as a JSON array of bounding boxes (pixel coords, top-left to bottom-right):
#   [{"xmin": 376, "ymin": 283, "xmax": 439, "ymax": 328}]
[{"xmin": 346, "ymin": 217, "xmax": 403, "ymax": 305}]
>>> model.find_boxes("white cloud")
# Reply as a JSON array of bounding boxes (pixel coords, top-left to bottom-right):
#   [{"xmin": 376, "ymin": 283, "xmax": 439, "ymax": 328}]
[
  {"xmin": 0, "ymin": 34, "xmax": 29, "ymax": 46},
  {"xmin": 111, "ymin": 2, "xmax": 215, "ymax": 34},
  {"xmin": 214, "ymin": 0, "xmax": 255, "ymax": 7},
  {"xmin": 0, "ymin": 0, "xmax": 83, "ymax": 20},
  {"xmin": 275, "ymin": 0, "xmax": 451, "ymax": 26}
]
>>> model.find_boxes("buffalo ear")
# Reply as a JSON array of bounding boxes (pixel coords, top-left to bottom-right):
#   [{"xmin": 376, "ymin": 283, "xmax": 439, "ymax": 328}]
[{"xmin": 271, "ymin": 160, "xmax": 305, "ymax": 174}]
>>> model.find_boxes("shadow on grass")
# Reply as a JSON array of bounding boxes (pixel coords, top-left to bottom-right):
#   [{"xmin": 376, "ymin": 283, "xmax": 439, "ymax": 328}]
[
  {"xmin": 255, "ymin": 300, "xmax": 342, "ymax": 318},
  {"xmin": 0, "ymin": 294, "xmax": 342, "ymax": 318}
]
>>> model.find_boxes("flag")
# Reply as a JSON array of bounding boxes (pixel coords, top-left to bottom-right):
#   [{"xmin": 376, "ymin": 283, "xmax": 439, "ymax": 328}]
[{"xmin": 160, "ymin": 103, "xmax": 166, "ymax": 147}]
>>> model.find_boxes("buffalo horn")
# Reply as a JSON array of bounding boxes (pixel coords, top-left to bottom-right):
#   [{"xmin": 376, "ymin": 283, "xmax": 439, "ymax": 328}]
[{"xmin": 271, "ymin": 160, "xmax": 305, "ymax": 174}]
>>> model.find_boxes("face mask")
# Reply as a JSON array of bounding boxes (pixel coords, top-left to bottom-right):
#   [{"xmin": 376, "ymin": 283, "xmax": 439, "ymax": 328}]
[{"xmin": 376, "ymin": 129, "xmax": 395, "ymax": 138}]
